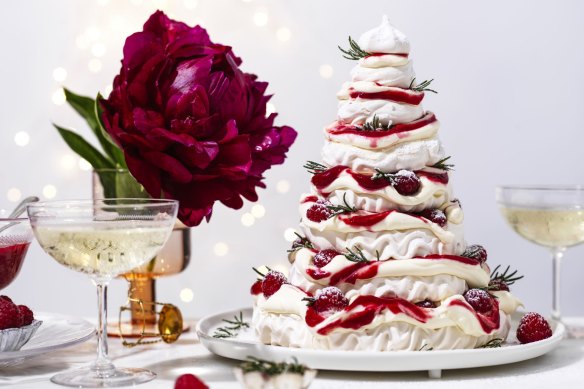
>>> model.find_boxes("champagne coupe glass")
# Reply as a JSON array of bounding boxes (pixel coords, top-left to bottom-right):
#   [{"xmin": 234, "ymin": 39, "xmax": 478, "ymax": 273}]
[
  {"xmin": 27, "ymin": 199, "xmax": 178, "ymax": 387},
  {"xmin": 496, "ymin": 186, "xmax": 584, "ymax": 337}
]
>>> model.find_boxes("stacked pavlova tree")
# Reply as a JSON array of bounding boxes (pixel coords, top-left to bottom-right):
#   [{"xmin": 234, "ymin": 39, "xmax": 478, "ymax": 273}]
[{"xmin": 251, "ymin": 16, "xmax": 523, "ymax": 351}]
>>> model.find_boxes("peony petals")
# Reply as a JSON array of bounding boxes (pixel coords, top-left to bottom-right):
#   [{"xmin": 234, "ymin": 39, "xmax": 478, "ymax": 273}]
[{"xmin": 100, "ymin": 10, "xmax": 297, "ymax": 227}]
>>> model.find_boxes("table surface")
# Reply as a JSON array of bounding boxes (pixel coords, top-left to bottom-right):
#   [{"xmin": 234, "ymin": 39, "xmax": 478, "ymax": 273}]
[{"xmin": 1, "ymin": 319, "xmax": 583, "ymax": 389}]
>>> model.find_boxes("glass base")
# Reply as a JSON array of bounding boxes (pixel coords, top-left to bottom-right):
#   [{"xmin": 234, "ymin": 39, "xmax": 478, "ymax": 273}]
[{"xmin": 51, "ymin": 367, "xmax": 156, "ymax": 388}]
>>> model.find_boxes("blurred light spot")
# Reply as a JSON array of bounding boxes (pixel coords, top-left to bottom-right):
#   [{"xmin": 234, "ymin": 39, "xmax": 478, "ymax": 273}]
[
  {"xmin": 180, "ymin": 288, "xmax": 194, "ymax": 303},
  {"xmin": 7, "ymin": 188, "xmax": 21, "ymax": 203},
  {"xmin": 52, "ymin": 88, "xmax": 66, "ymax": 105},
  {"xmin": 266, "ymin": 102, "xmax": 276, "ymax": 116},
  {"xmin": 241, "ymin": 213, "xmax": 255, "ymax": 227},
  {"xmin": 76, "ymin": 34, "xmax": 90, "ymax": 50},
  {"xmin": 14, "ymin": 131, "xmax": 30, "ymax": 147},
  {"xmin": 276, "ymin": 179, "xmax": 290, "ymax": 194},
  {"xmin": 88, "ymin": 59, "xmax": 103, "ymax": 73},
  {"xmin": 52, "ymin": 67, "xmax": 68, "ymax": 83},
  {"xmin": 319, "ymin": 64, "xmax": 334, "ymax": 79},
  {"xmin": 213, "ymin": 242, "xmax": 229, "ymax": 256},
  {"xmin": 86, "ymin": 26, "xmax": 101, "ymax": 41},
  {"xmin": 60, "ymin": 154, "xmax": 77, "ymax": 170},
  {"xmin": 91, "ymin": 43, "xmax": 107, "ymax": 57},
  {"xmin": 183, "ymin": 0, "xmax": 198, "ymax": 9},
  {"xmin": 78, "ymin": 158, "xmax": 92, "ymax": 171},
  {"xmin": 109, "ymin": 15, "xmax": 125, "ymax": 30},
  {"xmin": 284, "ymin": 228, "xmax": 297, "ymax": 242},
  {"xmin": 251, "ymin": 204, "xmax": 266, "ymax": 219},
  {"xmin": 253, "ymin": 10, "xmax": 268, "ymax": 26},
  {"xmin": 276, "ymin": 27, "xmax": 291, "ymax": 42},
  {"xmin": 43, "ymin": 185, "xmax": 57, "ymax": 199}
]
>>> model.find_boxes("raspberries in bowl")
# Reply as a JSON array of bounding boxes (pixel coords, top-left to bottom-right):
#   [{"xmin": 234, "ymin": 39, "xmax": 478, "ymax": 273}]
[{"xmin": 0, "ymin": 295, "xmax": 41, "ymax": 351}]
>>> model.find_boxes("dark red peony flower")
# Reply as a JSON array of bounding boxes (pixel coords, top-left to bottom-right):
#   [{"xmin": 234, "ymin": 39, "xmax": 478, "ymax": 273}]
[{"xmin": 101, "ymin": 11, "xmax": 297, "ymax": 226}]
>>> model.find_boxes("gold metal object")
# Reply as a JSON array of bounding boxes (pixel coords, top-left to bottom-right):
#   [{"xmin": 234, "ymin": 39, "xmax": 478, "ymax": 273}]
[{"xmin": 118, "ymin": 297, "xmax": 184, "ymax": 348}]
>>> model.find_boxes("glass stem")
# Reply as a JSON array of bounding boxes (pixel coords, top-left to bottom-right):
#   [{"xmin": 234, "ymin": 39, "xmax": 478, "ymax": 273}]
[
  {"xmin": 92, "ymin": 280, "xmax": 115, "ymax": 378},
  {"xmin": 551, "ymin": 248, "xmax": 565, "ymax": 322}
]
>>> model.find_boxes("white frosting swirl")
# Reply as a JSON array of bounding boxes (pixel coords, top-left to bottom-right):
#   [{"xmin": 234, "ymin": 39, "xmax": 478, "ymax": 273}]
[
  {"xmin": 301, "ymin": 223, "xmax": 466, "ymax": 260},
  {"xmin": 338, "ymin": 98, "xmax": 424, "ymax": 127},
  {"xmin": 350, "ymin": 61, "xmax": 414, "ymax": 88},
  {"xmin": 322, "ymin": 136, "xmax": 445, "ymax": 173},
  {"xmin": 357, "ymin": 15, "xmax": 410, "ymax": 54}
]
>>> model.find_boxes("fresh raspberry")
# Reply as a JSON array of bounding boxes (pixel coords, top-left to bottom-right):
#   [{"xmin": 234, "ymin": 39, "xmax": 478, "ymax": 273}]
[
  {"xmin": 313, "ymin": 249, "xmax": 340, "ymax": 268},
  {"xmin": 488, "ymin": 279, "xmax": 509, "ymax": 292},
  {"xmin": 516, "ymin": 312, "xmax": 552, "ymax": 344},
  {"xmin": 462, "ymin": 244, "xmax": 488, "ymax": 264},
  {"xmin": 174, "ymin": 373, "xmax": 209, "ymax": 389},
  {"xmin": 306, "ymin": 200, "xmax": 333, "ymax": 222},
  {"xmin": 0, "ymin": 295, "xmax": 13, "ymax": 304},
  {"xmin": 17, "ymin": 305, "xmax": 34, "ymax": 327},
  {"xmin": 261, "ymin": 271, "xmax": 288, "ymax": 298},
  {"xmin": 306, "ymin": 287, "xmax": 349, "ymax": 314},
  {"xmin": 463, "ymin": 289, "xmax": 495, "ymax": 314},
  {"xmin": 392, "ymin": 170, "xmax": 421, "ymax": 195},
  {"xmin": 0, "ymin": 298, "xmax": 19, "ymax": 330},
  {"xmin": 250, "ymin": 280, "xmax": 262, "ymax": 295},
  {"xmin": 415, "ymin": 299, "xmax": 437, "ymax": 308},
  {"xmin": 418, "ymin": 209, "xmax": 447, "ymax": 227}
]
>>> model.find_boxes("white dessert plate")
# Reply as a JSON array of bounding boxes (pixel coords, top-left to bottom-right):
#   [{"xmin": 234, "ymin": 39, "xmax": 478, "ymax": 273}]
[
  {"xmin": 197, "ymin": 308, "xmax": 564, "ymax": 378},
  {"xmin": 0, "ymin": 312, "xmax": 95, "ymax": 367}
]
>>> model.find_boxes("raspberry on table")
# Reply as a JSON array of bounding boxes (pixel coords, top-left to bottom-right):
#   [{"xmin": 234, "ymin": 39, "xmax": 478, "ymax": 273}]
[
  {"xmin": 516, "ymin": 312, "xmax": 552, "ymax": 344},
  {"xmin": 174, "ymin": 373, "xmax": 209, "ymax": 389}
]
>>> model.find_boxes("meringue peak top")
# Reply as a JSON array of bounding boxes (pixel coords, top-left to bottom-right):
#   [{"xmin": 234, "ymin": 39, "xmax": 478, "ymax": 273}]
[{"xmin": 357, "ymin": 15, "xmax": 410, "ymax": 54}]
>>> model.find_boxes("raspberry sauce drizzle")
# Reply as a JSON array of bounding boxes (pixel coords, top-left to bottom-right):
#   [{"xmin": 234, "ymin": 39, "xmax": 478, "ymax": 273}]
[
  {"xmin": 328, "ymin": 112, "xmax": 437, "ymax": 138},
  {"xmin": 349, "ymin": 89, "xmax": 424, "ymax": 105},
  {"xmin": 448, "ymin": 299, "xmax": 501, "ymax": 333},
  {"xmin": 307, "ymin": 254, "xmax": 481, "ymax": 286},
  {"xmin": 308, "ymin": 295, "xmax": 429, "ymax": 335}
]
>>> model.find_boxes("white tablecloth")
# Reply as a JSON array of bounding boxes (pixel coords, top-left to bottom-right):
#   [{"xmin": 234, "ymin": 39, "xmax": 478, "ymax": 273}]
[{"xmin": 1, "ymin": 319, "xmax": 583, "ymax": 388}]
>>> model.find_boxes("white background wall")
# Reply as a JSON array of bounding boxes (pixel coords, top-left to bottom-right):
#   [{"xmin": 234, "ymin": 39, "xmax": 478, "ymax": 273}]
[{"xmin": 1, "ymin": 0, "xmax": 584, "ymax": 322}]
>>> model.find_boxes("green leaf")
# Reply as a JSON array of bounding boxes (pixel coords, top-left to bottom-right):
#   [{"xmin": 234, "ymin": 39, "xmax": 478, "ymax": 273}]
[
  {"xmin": 63, "ymin": 88, "xmax": 125, "ymax": 168},
  {"xmin": 94, "ymin": 93, "xmax": 127, "ymax": 168},
  {"xmin": 53, "ymin": 124, "xmax": 115, "ymax": 170}
]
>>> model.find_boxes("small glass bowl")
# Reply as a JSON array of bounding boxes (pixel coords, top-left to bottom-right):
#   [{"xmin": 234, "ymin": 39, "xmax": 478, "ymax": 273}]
[{"xmin": 0, "ymin": 320, "xmax": 42, "ymax": 351}]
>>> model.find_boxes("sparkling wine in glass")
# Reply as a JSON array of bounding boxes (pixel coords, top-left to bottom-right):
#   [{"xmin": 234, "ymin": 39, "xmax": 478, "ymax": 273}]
[
  {"xmin": 27, "ymin": 199, "xmax": 178, "ymax": 387},
  {"xmin": 496, "ymin": 186, "xmax": 584, "ymax": 337}
]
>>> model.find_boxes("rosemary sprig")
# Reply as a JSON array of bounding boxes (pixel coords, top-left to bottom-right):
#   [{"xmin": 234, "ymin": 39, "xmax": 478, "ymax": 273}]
[
  {"xmin": 477, "ymin": 338, "xmax": 504, "ymax": 348},
  {"xmin": 344, "ymin": 246, "xmax": 370, "ymax": 263},
  {"xmin": 239, "ymin": 356, "xmax": 307, "ymax": 376},
  {"xmin": 338, "ymin": 36, "xmax": 371, "ymax": 60},
  {"xmin": 360, "ymin": 115, "xmax": 393, "ymax": 131},
  {"xmin": 372, "ymin": 168, "xmax": 398, "ymax": 183},
  {"xmin": 408, "ymin": 78, "xmax": 438, "ymax": 93},
  {"xmin": 326, "ymin": 193, "xmax": 357, "ymax": 217},
  {"xmin": 212, "ymin": 311, "xmax": 250, "ymax": 339},
  {"xmin": 304, "ymin": 161, "xmax": 328, "ymax": 175},
  {"xmin": 490, "ymin": 265, "xmax": 524, "ymax": 287},
  {"xmin": 418, "ymin": 344, "xmax": 434, "ymax": 351},
  {"xmin": 431, "ymin": 156, "xmax": 455, "ymax": 171},
  {"xmin": 287, "ymin": 232, "xmax": 314, "ymax": 254},
  {"xmin": 252, "ymin": 267, "xmax": 266, "ymax": 278}
]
